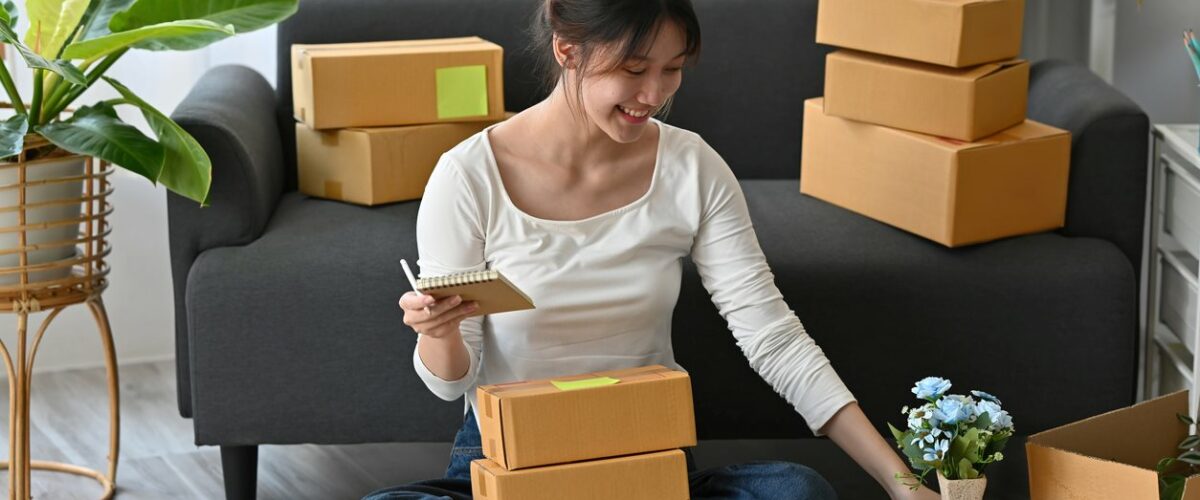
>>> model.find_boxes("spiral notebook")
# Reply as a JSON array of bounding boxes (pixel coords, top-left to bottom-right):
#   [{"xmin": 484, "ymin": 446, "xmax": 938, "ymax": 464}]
[{"xmin": 416, "ymin": 269, "xmax": 535, "ymax": 317}]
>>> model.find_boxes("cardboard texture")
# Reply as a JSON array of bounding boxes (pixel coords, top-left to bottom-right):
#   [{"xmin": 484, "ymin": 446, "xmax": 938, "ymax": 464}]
[
  {"xmin": 823, "ymin": 50, "xmax": 1029, "ymax": 141},
  {"xmin": 296, "ymin": 117, "xmax": 505, "ymax": 206},
  {"xmin": 471, "ymin": 450, "xmax": 689, "ymax": 500},
  {"xmin": 291, "ymin": 36, "xmax": 505, "ymax": 129},
  {"xmin": 476, "ymin": 365, "xmax": 697, "ymax": 470},
  {"xmin": 799, "ymin": 98, "xmax": 1070, "ymax": 247},
  {"xmin": 1026, "ymin": 390, "xmax": 1200, "ymax": 500},
  {"xmin": 815, "ymin": 0, "xmax": 1025, "ymax": 67}
]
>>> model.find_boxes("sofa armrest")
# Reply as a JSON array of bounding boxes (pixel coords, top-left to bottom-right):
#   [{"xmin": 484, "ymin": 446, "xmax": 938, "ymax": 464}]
[
  {"xmin": 1027, "ymin": 59, "xmax": 1150, "ymax": 273},
  {"xmin": 167, "ymin": 64, "xmax": 285, "ymax": 418}
]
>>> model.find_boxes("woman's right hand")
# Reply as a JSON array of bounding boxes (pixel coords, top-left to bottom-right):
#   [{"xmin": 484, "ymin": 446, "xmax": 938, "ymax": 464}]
[{"xmin": 399, "ymin": 291, "xmax": 479, "ymax": 339}]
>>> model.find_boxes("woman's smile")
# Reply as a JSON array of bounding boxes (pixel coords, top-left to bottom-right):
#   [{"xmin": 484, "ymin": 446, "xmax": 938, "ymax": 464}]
[{"xmin": 617, "ymin": 104, "xmax": 652, "ymax": 124}]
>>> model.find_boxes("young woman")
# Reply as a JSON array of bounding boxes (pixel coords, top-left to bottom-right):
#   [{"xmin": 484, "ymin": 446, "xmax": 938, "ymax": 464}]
[{"xmin": 366, "ymin": 1, "xmax": 940, "ymax": 498}]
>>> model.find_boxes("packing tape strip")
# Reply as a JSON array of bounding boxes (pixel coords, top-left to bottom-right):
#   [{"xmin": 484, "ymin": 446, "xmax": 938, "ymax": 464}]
[{"xmin": 551, "ymin": 376, "xmax": 620, "ymax": 391}]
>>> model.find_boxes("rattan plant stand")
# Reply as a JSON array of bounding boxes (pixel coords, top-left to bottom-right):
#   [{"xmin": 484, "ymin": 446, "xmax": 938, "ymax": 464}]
[{"xmin": 0, "ymin": 133, "xmax": 116, "ymax": 499}]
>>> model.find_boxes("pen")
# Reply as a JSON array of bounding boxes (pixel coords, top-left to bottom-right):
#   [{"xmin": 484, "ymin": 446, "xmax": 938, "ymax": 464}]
[{"xmin": 401, "ymin": 259, "xmax": 432, "ymax": 315}]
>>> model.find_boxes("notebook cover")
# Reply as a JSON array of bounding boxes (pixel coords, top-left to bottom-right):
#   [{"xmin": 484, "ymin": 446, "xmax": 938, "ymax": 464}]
[{"xmin": 417, "ymin": 271, "xmax": 534, "ymax": 317}]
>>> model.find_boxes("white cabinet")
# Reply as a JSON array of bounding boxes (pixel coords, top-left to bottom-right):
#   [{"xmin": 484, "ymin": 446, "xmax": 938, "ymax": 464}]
[{"xmin": 1145, "ymin": 125, "xmax": 1200, "ymax": 405}]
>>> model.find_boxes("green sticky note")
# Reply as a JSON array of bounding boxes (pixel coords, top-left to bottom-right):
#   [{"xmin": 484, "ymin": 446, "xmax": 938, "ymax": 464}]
[
  {"xmin": 551, "ymin": 376, "xmax": 620, "ymax": 391},
  {"xmin": 435, "ymin": 65, "xmax": 489, "ymax": 119}
]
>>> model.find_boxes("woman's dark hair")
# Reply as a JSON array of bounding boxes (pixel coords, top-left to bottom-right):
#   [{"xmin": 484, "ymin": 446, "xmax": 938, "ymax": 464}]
[{"xmin": 528, "ymin": 0, "xmax": 702, "ymax": 117}]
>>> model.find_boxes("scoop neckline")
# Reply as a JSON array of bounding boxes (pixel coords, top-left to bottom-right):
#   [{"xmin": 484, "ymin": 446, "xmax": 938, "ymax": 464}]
[{"xmin": 480, "ymin": 118, "xmax": 665, "ymax": 225}]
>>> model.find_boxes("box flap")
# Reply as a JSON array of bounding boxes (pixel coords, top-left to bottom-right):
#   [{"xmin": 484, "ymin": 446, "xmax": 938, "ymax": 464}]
[
  {"xmin": 811, "ymin": 97, "xmax": 1061, "ymax": 153},
  {"xmin": 1185, "ymin": 475, "xmax": 1200, "ymax": 500},
  {"xmin": 928, "ymin": 120, "xmax": 1067, "ymax": 152},
  {"xmin": 293, "ymin": 36, "xmax": 486, "ymax": 55},
  {"xmin": 832, "ymin": 49, "xmax": 1023, "ymax": 82},
  {"xmin": 294, "ymin": 37, "xmax": 499, "ymax": 61},
  {"xmin": 959, "ymin": 59, "xmax": 1026, "ymax": 80},
  {"xmin": 1028, "ymin": 390, "xmax": 1189, "ymax": 471},
  {"xmin": 920, "ymin": 0, "xmax": 1009, "ymax": 5},
  {"xmin": 479, "ymin": 365, "xmax": 681, "ymax": 398}
]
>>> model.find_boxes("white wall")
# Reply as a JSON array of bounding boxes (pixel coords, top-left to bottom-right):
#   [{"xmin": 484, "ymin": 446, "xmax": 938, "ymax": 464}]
[
  {"xmin": 0, "ymin": 22, "xmax": 277, "ymax": 374},
  {"xmin": 1111, "ymin": 0, "xmax": 1200, "ymax": 124}
]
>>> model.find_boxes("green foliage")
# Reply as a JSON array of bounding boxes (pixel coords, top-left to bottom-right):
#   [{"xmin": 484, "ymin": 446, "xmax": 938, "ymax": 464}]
[
  {"xmin": 0, "ymin": 0, "xmax": 298, "ymax": 204},
  {"xmin": 1159, "ymin": 413, "xmax": 1200, "ymax": 500}
]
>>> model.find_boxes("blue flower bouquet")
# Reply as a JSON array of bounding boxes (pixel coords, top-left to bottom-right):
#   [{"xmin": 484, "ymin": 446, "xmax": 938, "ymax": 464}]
[{"xmin": 888, "ymin": 377, "xmax": 1015, "ymax": 491}]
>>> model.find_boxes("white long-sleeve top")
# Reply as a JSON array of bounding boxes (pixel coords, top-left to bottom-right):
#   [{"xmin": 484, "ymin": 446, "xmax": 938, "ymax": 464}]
[{"xmin": 413, "ymin": 118, "xmax": 856, "ymax": 436}]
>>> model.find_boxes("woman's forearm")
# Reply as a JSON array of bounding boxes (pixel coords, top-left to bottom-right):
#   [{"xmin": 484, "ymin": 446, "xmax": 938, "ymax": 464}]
[
  {"xmin": 416, "ymin": 329, "xmax": 471, "ymax": 381},
  {"xmin": 820, "ymin": 402, "xmax": 914, "ymax": 498}
]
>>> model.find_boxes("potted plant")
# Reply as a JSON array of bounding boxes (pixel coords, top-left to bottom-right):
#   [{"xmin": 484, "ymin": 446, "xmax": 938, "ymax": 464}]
[
  {"xmin": 0, "ymin": 0, "xmax": 297, "ymax": 283},
  {"xmin": 888, "ymin": 377, "xmax": 1015, "ymax": 500},
  {"xmin": 1159, "ymin": 411, "xmax": 1200, "ymax": 500}
]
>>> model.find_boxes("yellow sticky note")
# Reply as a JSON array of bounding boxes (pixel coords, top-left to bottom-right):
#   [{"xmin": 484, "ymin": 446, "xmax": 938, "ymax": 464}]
[
  {"xmin": 551, "ymin": 376, "xmax": 620, "ymax": 391},
  {"xmin": 436, "ymin": 65, "xmax": 489, "ymax": 119}
]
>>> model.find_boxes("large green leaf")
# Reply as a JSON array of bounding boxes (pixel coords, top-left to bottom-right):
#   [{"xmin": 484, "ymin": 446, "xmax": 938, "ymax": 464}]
[
  {"xmin": 0, "ymin": 22, "xmax": 85, "ymax": 83},
  {"xmin": 0, "ymin": 114, "xmax": 27, "ymax": 158},
  {"xmin": 37, "ymin": 104, "xmax": 165, "ymax": 182},
  {"xmin": 0, "ymin": 1, "xmax": 19, "ymax": 28},
  {"xmin": 103, "ymin": 77, "xmax": 210, "ymax": 205},
  {"xmin": 63, "ymin": 19, "xmax": 233, "ymax": 59},
  {"xmin": 24, "ymin": 0, "xmax": 90, "ymax": 57},
  {"xmin": 78, "ymin": 0, "xmax": 134, "ymax": 41},
  {"xmin": 108, "ymin": 0, "xmax": 297, "ymax": 51}
]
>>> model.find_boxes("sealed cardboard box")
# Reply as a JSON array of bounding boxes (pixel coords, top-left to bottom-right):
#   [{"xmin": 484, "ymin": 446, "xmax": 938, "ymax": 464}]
[
  {"xmin": 471, "ymin": 449, "xmax": 688, "ymax": 500},
  {"xmin": 295, "ymin": 115, "xmax": 508, "ymax": 206},
  {"xmin": 292, "ymin": 37, "xmax": 505, "ymax": 129},
  {"xmin": 476, "ymin": 365, "xmax": 696, "ymax": 470},
  {"xmin": 824, "ymin": 50, "xmax": 1029, "ymax": 141},
  {"xmin": 815, "ymin": 0, "xmax": 1024, "ymax": 68},
  {"xmin": 800, "ymin": 98, "xmax": 1070, "ymax": 247},
  {"xmin": 1027, "ymin": 390, "xmax": 1200, "ymax": 500}
]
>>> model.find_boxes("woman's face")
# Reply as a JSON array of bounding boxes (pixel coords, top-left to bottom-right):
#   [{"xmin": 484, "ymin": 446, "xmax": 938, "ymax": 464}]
[{"xmin": 564, "ymin": 21, "xmax": 687, "ymax": 144}]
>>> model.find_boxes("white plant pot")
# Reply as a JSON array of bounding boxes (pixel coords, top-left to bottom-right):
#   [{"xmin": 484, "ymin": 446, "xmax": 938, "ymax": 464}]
[
  {"xmin": 937, "ymin": 471, "xmax": 987, "ymax": 500},
  {"xmin": 0, "ymin": 154, "xmax": 85, "ymax": 285}
]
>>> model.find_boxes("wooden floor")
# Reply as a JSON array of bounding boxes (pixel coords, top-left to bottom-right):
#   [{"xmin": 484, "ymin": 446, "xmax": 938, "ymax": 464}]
[
  {"xmin": 0, "ymin": 361, "xmax": 453, "ymax": 499},
  {"xmin": 0, "ymin": 360, "xmax": 1033, "ymax": 499}
]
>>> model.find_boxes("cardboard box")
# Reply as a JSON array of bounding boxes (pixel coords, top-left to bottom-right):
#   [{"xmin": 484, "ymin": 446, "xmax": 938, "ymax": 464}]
[
  {"xmin": 823, "ymin": 50, "xmax": 1029, "ymax": 141},
  {"xmin": 800, "ymin": 98, "xmax": 1070, "ymax": 247},
  {"xmin": 1027, "ymin": 390, "xmax": 1200, "ymax": 500},
  {"xmin": 815, "ymin": 0, "xmax": 1025, "ymax": 68},
  {"xmin": 295, "ymin": 115, "xmax": 507, "ymax": 206},
  {"xmin": 476, "ymin": 365, "xmax": 696, "ymax": 470},
  {"xmin": 471, "ymin": 449, "xmax": 688, "ymax": 500},
  {"xmin": 291, "ymin": 37, "xmax": 505, "ymax": 129}
]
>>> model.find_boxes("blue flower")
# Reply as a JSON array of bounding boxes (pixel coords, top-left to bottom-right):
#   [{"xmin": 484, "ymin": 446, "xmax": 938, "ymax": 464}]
[
  {"xmin": 934, "ymin": 395, "xmax": 974, "ymax": 425},
  {"xmin": 990, "ymin": 409, "xmax": 1013, "ymax": 431},
  {"xmin": 923, "ymin": 438, "xmax": 950, "ymax": 462},
  {"xmin": 971, "ymin": 390, "xmax": 1002, "ymax": 405},
  {"xmin": 974, "ymin": 400, "xmax": 1014, "ymax": 431},
  {"xmin": 912, "ymin": 377, "xmax": 952, "ymax": 400}
]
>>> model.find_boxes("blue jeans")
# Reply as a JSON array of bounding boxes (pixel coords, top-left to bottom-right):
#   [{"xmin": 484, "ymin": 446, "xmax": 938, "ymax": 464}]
[{"xmin": 362, "ymin": 409, "xmax": 837, "ymax": 500}]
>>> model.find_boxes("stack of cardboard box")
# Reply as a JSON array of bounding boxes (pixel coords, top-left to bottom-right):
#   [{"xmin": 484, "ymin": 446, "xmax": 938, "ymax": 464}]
[
  {"xmin": 291, "ymin": 37, "xmax": 509, "ymax": 206},
  {"xmin": 802, "ymin": 0, "xmax": 1073, "ymax": 247},
  {"xmin": 471, "ymin": 365, "xmax": 696, "ymax": 500}
]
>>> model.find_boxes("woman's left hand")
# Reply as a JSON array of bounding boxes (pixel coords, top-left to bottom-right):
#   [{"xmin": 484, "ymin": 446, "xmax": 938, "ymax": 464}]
[{"xmin": 890, "ymin": 485, "xmax": 940, "ymax": 500}]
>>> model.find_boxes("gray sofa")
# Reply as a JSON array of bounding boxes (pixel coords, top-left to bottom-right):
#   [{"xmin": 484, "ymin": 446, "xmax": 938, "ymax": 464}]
[{"xmin": 167, "ymin": 0, "xmax": 1149, "ymax": 498}]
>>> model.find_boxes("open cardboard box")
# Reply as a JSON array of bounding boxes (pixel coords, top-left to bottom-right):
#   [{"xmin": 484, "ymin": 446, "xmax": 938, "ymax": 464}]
[{"xmin": 1027, "ymin": 390, "xmax": 1200, "ymax": 499}]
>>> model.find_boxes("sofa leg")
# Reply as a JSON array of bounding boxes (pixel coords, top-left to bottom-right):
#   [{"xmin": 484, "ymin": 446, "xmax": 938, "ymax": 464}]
[{"xmin": 221, "ymin": 445, "xmax": 258, "ymax": 500}]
